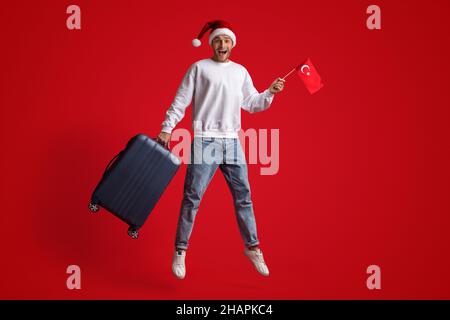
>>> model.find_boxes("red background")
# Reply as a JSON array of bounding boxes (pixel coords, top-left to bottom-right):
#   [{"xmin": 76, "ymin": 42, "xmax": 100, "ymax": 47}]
[{"xmin": 1, "ymin": 0, "xmax": 449, "ymax": 299}]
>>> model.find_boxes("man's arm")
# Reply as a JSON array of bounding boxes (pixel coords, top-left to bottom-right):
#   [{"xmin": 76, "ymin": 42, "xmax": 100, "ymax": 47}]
[
  {"xmin": 241, "ymin": 70, "xmax": 285, "ymax": 113},
  {"xmin": 157, "ymin": 64, "xmax": 196, "ymax": 148}
]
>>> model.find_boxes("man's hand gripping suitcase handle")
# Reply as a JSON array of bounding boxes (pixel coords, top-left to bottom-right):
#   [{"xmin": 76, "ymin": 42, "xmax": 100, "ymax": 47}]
[{"xmin": 156, "ymin": 131, "xmax": 171, "ymax": 150}]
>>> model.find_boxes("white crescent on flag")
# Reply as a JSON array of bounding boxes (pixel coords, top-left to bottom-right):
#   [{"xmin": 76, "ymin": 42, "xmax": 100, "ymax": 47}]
[{"xmin": 300, "ymin": 65, "xmax": 311, "ymax": 76}]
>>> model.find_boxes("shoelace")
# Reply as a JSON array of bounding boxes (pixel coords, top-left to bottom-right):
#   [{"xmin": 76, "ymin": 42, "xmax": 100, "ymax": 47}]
[
  {"xmin": 257, "ymin": 255, "xmax": 265, "ymax": 264},
  {"xmin": 174, "ymin": 256, "xmax": 185, "ymax": 266},
  {"xmin": 248, "ymin": 250, "xmax": 265, "ymax": 264}
]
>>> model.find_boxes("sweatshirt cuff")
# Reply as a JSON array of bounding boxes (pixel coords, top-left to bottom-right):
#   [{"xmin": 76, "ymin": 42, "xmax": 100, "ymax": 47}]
[
  {"xmin": 264, "ymin": 89, "xmax": 274, "ymax": 98},
  {"xmin": 161, "ymin": 126, "xmax": 173, "ymax": 134}
]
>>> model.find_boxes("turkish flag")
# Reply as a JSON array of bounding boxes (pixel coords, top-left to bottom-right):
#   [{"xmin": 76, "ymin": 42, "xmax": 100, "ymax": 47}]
[{"xmin": 296, "ymin": 58, "xmax": 324, "ymax": 94}]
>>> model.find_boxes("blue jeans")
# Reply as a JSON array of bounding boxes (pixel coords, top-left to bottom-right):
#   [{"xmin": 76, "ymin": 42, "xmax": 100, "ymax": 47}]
[{"xmin": 175, "ymin": 137, "xmax": 260, "ymax": 250}]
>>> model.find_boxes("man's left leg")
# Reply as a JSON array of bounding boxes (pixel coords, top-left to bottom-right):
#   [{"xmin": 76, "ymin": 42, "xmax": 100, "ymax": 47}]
[{"xmin": 220, "ymin": 138, "xmax": 269, "ymax": 276}]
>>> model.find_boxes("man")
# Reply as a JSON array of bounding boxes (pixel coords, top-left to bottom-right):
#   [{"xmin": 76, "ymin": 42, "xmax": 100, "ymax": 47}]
[{"xmin": 156, "ymin": 20, "xmax": 285, "ymax": 279}]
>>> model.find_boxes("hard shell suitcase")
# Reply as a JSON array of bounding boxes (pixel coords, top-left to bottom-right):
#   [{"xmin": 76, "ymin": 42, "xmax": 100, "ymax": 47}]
[{"xmin": 88, "ymin": 134, "xmax": 180, "ymax": 239}]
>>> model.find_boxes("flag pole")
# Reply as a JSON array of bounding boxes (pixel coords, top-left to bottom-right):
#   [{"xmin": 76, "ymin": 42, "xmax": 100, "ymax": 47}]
[{"xmin": 282, "ymin": 67, "xmax": 297, "ymax": 80}]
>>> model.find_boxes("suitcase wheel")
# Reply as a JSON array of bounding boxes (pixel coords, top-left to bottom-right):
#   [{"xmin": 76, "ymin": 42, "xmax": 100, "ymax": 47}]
[
  {"xmin": 88, "ymin": 201, "xmax": 100, "ymax": 213},
  {"xmin": 127, "ymin": 227, "xmax": 139, "ymax": 239}
]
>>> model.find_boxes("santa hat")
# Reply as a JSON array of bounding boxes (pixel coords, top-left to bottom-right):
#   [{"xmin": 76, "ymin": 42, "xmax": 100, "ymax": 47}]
[{"xmin": 192, "ymin": 20, "xmax": 236, "ymax": 48}]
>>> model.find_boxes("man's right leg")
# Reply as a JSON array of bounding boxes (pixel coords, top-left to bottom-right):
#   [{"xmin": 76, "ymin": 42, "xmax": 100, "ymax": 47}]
[
  {"xmin": 174, "ymin": 160, "xmax": 219, "ymax": 250},
  {"xmin": 172, "ymin": 137, "xmax": 221, "ymax": 279},
  {"xmin": 173, "ymin": 161, "xmax": 218, "ymax": 279}
]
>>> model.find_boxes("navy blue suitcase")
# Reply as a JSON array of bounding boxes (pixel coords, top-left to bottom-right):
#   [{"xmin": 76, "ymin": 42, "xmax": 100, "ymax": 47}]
[{"xmin": 88, "ymin": 134, "xmax": 180, "ymax": 239}]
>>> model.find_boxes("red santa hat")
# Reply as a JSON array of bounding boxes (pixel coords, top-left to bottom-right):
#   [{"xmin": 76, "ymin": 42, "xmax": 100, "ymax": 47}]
[{"xmin": 192, "ymin": 20, "xmax": 236, "ymax": 48}]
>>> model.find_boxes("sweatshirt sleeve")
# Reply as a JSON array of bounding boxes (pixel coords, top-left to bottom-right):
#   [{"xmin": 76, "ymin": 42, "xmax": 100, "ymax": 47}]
[
  {"xmin": 241, "ymin": 68, "xmax": 274, "ymax": 113},
  {"xmin": 161, "ymin": 64, "xmax": 197, "ymax": 134}
]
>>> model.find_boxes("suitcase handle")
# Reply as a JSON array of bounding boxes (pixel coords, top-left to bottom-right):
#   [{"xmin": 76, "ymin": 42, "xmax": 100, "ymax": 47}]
[
  {"xmin": 103, "ymin": 136, "xmax": 166, "ymax": 177},
  {"xmin": 103, "ymin": 151, "xmax": 123, "ymax": 176}
]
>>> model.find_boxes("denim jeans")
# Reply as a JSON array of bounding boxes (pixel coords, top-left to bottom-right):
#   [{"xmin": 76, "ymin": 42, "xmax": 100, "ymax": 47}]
[{"xmin": 175, "ymin": 137, "xmax": 260, "ymax": 250}]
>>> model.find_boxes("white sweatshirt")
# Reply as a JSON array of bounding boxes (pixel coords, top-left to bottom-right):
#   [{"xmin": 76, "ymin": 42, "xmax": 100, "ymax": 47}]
[{"xmin": 161, "ymin": 58, "xmax": 274, "ymax": 138}]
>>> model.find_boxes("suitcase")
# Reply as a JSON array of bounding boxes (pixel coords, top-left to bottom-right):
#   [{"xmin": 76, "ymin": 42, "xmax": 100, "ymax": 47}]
[{"xmin": 88, "ymin": 134, "xmax": 180, "ymax": 239}]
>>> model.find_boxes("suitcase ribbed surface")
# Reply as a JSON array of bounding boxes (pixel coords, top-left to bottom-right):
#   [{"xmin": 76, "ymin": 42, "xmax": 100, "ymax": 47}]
[{"xmin": 93, "ymin": 134, "xmax": 179, "ymax": 228}]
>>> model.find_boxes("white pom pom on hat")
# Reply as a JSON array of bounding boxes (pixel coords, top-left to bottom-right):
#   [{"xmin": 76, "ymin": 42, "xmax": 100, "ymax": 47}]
[
  {"xmin": 192, "ymin": 38, "xmax": 202, "ymax": 47},
  {"xmin": 192, "ymin": 20, "xmax": 236, "ymax": 48}
]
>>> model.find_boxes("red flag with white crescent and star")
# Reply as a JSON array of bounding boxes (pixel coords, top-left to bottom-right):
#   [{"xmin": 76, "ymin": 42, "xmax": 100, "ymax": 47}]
[{"xmin": 295, "ymin": 58, "xmax": 324, "ymax": 94}]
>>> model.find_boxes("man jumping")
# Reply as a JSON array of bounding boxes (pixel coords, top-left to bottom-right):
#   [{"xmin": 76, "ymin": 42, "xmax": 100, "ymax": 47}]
[{"xmin": 156, "ymin": 20, "xmax": 285, "ymax": 279}]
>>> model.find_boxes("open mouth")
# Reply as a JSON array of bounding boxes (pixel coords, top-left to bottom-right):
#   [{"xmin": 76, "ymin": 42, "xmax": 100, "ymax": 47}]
[{"xmin": 217, "ymin": 49, "xmax": 228, "ymax": 57}]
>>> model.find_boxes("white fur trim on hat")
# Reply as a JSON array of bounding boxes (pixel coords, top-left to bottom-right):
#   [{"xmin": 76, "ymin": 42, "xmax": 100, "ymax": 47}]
[{"xmin": 208, "ymin": 28, "xmax": 236, "ymax": 47}]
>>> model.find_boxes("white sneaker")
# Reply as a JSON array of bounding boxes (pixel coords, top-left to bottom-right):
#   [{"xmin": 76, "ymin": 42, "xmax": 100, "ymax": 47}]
[
  {"xmin": 172, "ymin": 250, "xmax": 186, "ymax": 279},
  {"xmin": 244, "ymin": 248, "xmax": 270, "ymax": 276}
]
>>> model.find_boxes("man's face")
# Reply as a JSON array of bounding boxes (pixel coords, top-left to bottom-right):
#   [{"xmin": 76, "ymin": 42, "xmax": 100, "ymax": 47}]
[{"xmin": 211, "ymin": 35, "xmax": 233, "ymax": 62}]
